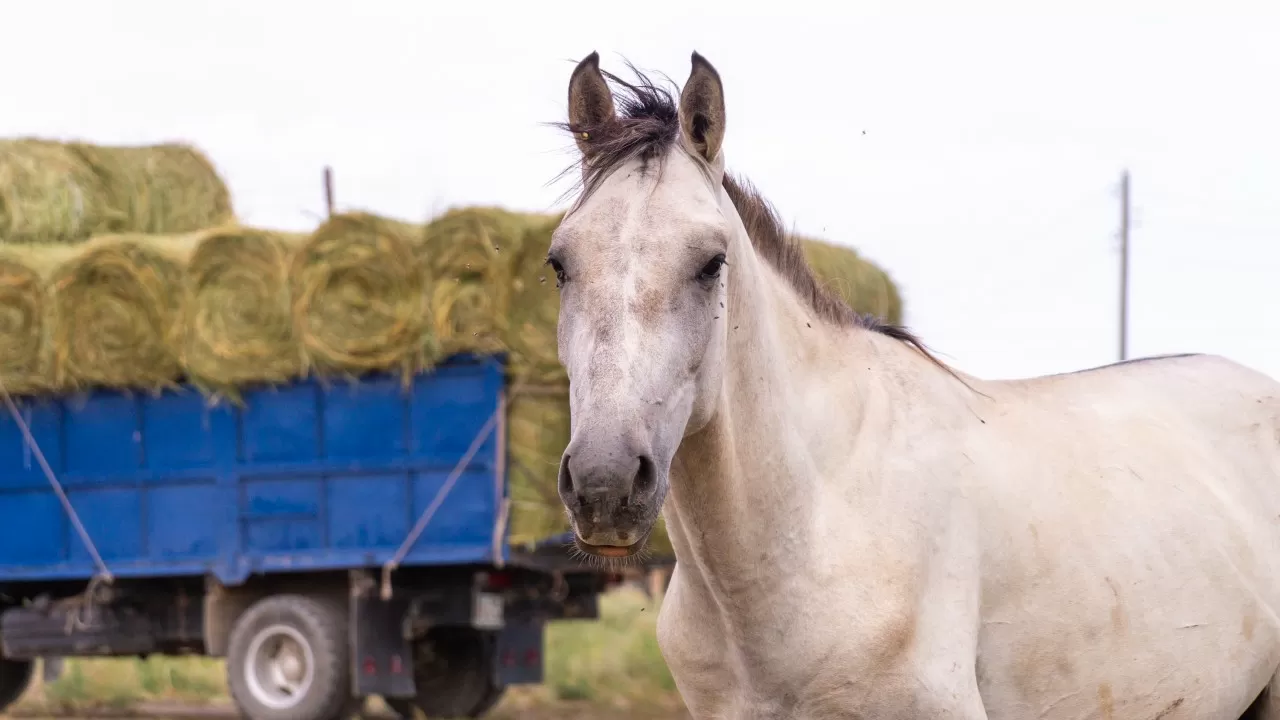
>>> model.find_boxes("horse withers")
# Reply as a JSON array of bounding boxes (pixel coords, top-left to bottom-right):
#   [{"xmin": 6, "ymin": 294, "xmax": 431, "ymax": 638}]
[{"xmin": 545, "ymin": 50, "xmax": 1280, "ymax": 719}]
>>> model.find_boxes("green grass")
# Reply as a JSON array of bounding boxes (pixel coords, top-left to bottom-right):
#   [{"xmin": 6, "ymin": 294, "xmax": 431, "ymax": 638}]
[
  {"xmin": 545, "ymin": 588, "xmax": 676, "ymax": 703},
  {"xmin": 14, "ymin": 654, "xmax": 225, "ymax": 714},
  {"xmin": 10, "ymin": 588, "xmax": 683, "ymax": 716}
]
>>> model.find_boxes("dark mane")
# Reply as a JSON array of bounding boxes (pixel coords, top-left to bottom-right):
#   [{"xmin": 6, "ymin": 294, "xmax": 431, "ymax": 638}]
[{"xmin": 552, "ymin": 60, "xmax": 954, "ymax": 376}]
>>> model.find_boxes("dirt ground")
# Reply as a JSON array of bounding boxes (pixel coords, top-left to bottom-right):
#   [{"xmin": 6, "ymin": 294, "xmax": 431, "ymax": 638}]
[
  {"xmin": 477, "ymin": 706, "xmax": 688, "ymax": 720},
  {"xmin": 4, "ymin": 710, "xmax": 689, "ymax": 720},
  {"xmin": 3, "ymin": 697, "xmax": 693, "ymax": 720}
]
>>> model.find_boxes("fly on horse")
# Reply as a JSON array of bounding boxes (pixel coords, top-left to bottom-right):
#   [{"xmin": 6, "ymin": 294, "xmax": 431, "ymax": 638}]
[{"xmin": 545, "ymin": 50, "xmax": 1280, "ymax": 719}]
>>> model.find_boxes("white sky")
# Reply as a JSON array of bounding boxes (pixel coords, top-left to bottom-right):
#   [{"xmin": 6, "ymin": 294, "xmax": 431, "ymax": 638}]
[{"xmin": 4, "ymin": 1, "xmax": 1277, "ymax": 381}]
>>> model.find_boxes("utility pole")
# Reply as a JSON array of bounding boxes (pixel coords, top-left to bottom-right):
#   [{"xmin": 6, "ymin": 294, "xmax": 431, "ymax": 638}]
[
  {"xmin": 323, "ymin": 166, "xmax": 335, "ymax": 218},
  {"xmin": 1118, "ymin": 169, "xmax": 1130, "ymax": 362}
]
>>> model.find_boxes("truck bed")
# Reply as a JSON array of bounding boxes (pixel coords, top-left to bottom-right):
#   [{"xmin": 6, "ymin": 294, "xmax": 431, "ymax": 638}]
[{"xmin": 0, "ymin": 355, "xmax": 510, "ymax": 586}]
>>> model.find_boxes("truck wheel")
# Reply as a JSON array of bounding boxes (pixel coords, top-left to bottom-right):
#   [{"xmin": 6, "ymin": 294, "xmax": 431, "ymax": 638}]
[
  {"xmin": 0, "ymin": 657, "xmax": 34, "ymax": 713},
  {"xmin": 467, "ymin": 683, "xmax": 506, "ymax": 717},
  {"xmin": 408, "ymin": 628, "xmax": 505, "ymax": 718},
  {"xmin": 383, "ymin": 697, "xmax": 417, "ymax": 718},
  {"xmin": 226, "ymin": 595, "xmax": 351, "ymax": 720}
]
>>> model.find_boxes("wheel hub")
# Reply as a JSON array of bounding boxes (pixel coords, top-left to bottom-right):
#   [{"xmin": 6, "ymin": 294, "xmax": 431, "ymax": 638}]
[{"xmin": 244, "ymin": 624, "xmax": 316, "ymax": 710}]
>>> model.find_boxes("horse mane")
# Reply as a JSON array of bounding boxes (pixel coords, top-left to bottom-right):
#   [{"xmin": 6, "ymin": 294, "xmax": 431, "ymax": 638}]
[{"xmin": 552, "ymin": 59, "xmax": 955, "ymax": 376}]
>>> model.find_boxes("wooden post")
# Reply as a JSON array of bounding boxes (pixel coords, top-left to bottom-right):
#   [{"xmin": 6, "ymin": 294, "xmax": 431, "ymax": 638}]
[{"xmin": 648, "ymin": 567, "xmax": 668, "ymax": 601}]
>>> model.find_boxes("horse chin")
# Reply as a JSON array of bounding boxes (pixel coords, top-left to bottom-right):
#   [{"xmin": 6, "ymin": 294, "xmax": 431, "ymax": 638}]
[{"xmin": 573, "ymin": 527, "xmax": 653, "ymax": 561}]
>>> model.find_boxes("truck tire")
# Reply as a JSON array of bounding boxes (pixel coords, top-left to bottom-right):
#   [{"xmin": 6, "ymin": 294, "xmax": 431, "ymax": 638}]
[
  {"xmin": 404, "ymin": 628, "xmax": 506, "ymax": 718},
  {"xmin": 385, "ymin": 685, "xmax": 504, "ymax": 720},
  {"xmin": 467, "ymin": 682, "xmax": 506, "ymax": 717},
  {"xmin": 0, "ymin": 657, "xmax": 34, "ymax": 713},
  {"xmin": 226, "ymin": 594, "xmax": 352, "ymax": 720}
]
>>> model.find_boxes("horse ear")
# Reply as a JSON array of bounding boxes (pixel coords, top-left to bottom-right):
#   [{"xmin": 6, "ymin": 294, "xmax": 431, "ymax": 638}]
[
  {"xmin": 679, "ymin": 51, "xmax": 726, "ymax": 163},
  {"xmin": 567, "ymin": 51, "xmax": 616, "ymax": 154}
]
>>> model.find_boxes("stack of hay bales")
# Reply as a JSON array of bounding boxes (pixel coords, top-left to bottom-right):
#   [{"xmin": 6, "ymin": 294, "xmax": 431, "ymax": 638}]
[
  {"xmin": 0, "ymin": 137, "xmax": 234, "ymax": 396},
  {"xmin": 0, "ymin": 137, "xmax": 905, "ymax": 556}
]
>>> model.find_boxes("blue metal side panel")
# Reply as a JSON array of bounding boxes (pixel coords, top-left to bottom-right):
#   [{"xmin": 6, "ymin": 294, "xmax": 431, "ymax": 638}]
[{"xmin": 0, "ymin": 355, "xmax": 509, "ymax": 586}]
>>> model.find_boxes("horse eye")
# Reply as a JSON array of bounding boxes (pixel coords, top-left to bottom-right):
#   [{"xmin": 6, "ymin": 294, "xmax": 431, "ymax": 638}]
[
  {"xmin": 545, "ymin": 256, "xmax": 568, "ymax": 287},
  {"xmin": 698, "ymin": 254, "xmax": 727, "ymax": 281}
]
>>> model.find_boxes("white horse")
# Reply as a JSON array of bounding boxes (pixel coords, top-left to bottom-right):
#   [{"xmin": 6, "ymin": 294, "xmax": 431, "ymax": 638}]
[{"xmin": 546, "ymin": 50, "xmax": 1280, "ymax": 719}]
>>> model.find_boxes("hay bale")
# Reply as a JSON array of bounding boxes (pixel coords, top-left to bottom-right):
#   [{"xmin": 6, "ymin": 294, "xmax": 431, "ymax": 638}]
[
  {"xmin": 291, "ymin": 212, "xmax": 428, "ymax": 380},
  {"xmin": 506, "ymin": 389, "xmax": 572, "ymax": 546},
  {"xmin": 800, "ymin": 237, "xmax": 904, "ymax": 324},
  {"xmin": 49, "ymin": 233, "xmax": 200, "ymax": 391},
  {"xmin": 505, "ymin": 213, "xmax": 566, "ymax": 384},
  {"xmin": 0, "ymin": 139, "xmax": 114, "ymax": 244},
  {"xmin": 0, "ymin": 245, "xmax": 80, "ymax": 395},
  {"xmin": 858, "ymin": 265, "xmax": 902, "ymax": 324},
  {"xmin": 420, "ymin": 207, "xmax": 531, "ymax": 359},
  {"xmin": 181, "ymin": 226, "xmax": 309, "ymax": 396},
  {"xmin": 881, "ymin": 268, "xmax": 904, "ymax": 325},
  {"xmin": 68, "ymin": 142, "xmax": 234, "ymax": 235},
  {"xmin": 799, "ymin": 236, "xmax": 861, "ymax": 309},
  {"xmin": 0, "ymin": 139, "xmax": 234, "ymax": 245},
  {"xmin": 0, "ymin": 256, "xmax": 47, "ymax": 394}
]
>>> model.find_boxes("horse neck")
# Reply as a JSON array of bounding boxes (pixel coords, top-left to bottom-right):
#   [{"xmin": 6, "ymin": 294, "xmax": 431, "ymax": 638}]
[{"xmin": 664, "ymin": 190, "xmax": 887, "ymax": 599}]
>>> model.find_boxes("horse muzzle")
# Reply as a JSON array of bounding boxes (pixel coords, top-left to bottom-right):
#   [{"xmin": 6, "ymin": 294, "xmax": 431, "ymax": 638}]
[{"xmin": 558, "ymin": 433, "xmax": 663, "ymax": 556}]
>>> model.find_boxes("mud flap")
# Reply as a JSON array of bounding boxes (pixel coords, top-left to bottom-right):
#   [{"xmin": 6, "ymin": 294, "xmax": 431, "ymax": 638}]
[
  {"xmin": 350, "ymin": 593, "xmax": 416, "ymax": 699},
  {"xmin": 495, "ymin": 620, "xmax": 544, "ymax": 686}
]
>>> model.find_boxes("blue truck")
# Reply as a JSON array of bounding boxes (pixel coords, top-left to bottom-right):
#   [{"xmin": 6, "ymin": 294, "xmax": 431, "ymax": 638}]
[{"xmin": 0, "ymin": 354, "xmax": 650, "ymax": 720}]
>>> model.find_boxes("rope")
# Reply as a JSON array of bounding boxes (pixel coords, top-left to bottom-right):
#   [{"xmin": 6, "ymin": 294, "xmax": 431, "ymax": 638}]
[
  {"xmin": 63, "ymin": 574, "xmax": 111, "ymax": 633},
  {"xmin": 0, "ymin": 379, "xmax": 114, "ymax": 586},
  {"xmin": 380, "ymin": 376, "xmax": 529, "ymax": 599},
  {"xmin": 490, "ymin": 384, "xmax": 510, "ymax": 569}
]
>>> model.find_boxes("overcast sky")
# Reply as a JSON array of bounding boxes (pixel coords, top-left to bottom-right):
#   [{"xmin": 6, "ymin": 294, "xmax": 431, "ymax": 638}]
[{"xmin": 4, "ymin": 1, "xmax": 1276, "ymax": 381}]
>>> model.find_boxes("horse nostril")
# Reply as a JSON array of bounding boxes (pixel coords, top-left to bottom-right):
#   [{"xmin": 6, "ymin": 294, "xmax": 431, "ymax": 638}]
[
  {"xmin": 632, "ymin": 455, "xmax": 657, "ymax": 500},
  {"xmin": 558, "ymin": 455, "xmax": 574, "ymax": 499}
]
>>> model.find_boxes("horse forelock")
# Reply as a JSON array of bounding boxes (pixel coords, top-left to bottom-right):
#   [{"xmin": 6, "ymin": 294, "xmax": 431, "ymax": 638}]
[{"xmin": 549, "ymin": 57, "xmax": 958, "ymax": 378}]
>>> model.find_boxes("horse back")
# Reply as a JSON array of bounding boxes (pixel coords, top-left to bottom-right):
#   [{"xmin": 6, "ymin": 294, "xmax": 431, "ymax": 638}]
[{"xmin": 967, "ymin": 353, "xmax": 1280, "ymax": 718}]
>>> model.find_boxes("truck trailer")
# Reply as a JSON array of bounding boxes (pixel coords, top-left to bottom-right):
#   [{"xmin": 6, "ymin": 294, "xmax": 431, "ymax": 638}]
[{"xmin": 0, "ymin": 353, "xmax": 645, "ymax": 720}]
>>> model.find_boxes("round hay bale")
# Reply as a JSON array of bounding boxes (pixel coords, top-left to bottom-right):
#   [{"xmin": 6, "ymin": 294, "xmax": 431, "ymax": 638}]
[
  {"xmin": 505, "ymin": 213, "xmax": 566, "ymax": 384},
  {"xmin": 506, "ymin": 389, "xmax": 572, "ymax": 546},
  {"xmin": 291, "ymin": 212, "xmax": 428, "ymax": 380},
  {"xmin": 800, "ymin": 236, "xmax": 905, "ymax": 323},
  {"xmin": 0, "ymin": 245, "xmax": 78, "ymax": 395},
  {"xmin": 49, "ymin": 233, "xmax": 199, "ymax": 391},
  {"xmin": 181, "ymin": 226, "xmax": 308, "ymax": 395},
  {"xmin": 800, "ymin": 237, "xmax": 860, "ymax": 311},
  {"xmin": 0, "ymin": 139, "xmax": 113, "ymax": 244},
  {"xmin": 68, "ymin": 142, "xmax": 234, "ymax": 235},
  {"xmin": 882, "ymin": 268, "xmax": 904, "ymax": 325},
  {"xmin": 856, "ymin": 264, "xmax": 894, "ymax": 322},
  {"xmin": 420, "ymin": 207, "xmax": 528, "ymax": 359},
  {"xmin": 850, "ymin": 260, "xmax": 904, "ymax": 324},
  {"xmin": 0, "ymin": 257, "xmax": 46, "ymax": 394}
]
